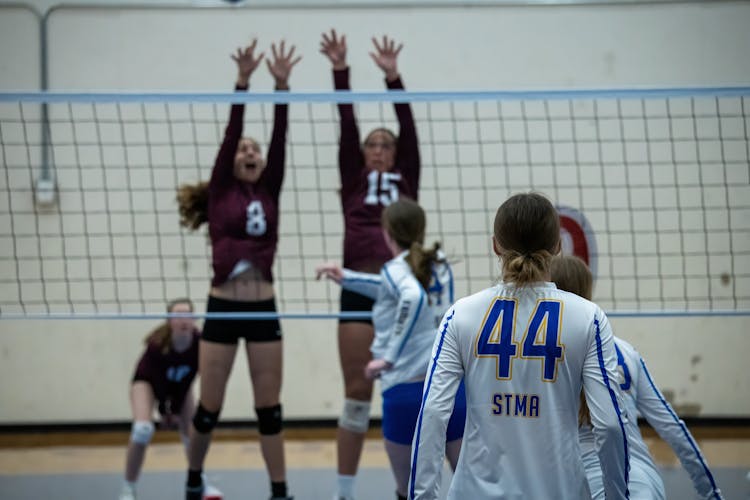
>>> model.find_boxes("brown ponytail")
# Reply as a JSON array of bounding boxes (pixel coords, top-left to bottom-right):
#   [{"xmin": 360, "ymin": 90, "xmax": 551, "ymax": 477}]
[
  {"xmin": 494, "ymin": 192, "xmax": 560, "ymax": 285},
  {"xmin": 502, "ymin": 249, "xmax": 555, "ymax": 286},
  {"xmin": 382, "ymin": 198, "xmax": 444, "ymax": 293},
  {"xmin": 177, "ymin": 181, "xmax": 209, "ymax": 230},
  {"xmin": 406, "ymin": 241, "xmax": 443, "ymax": 291}
]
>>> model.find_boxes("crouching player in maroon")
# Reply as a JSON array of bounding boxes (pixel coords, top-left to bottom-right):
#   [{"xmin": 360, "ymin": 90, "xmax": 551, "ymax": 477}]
[
  {"xmin": 320, "ymin": 29, "xmax": 420, "ymax": 500},
  {"xmin": 177, "ymin": 39, "xmax": 300, "ymax": 500},
  {"xmin": 119, "ymin": 298, "xmax": 202, "ymax": 500}
]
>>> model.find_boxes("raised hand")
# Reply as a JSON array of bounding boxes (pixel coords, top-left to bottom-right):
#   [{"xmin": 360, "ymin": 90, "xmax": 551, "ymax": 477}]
[
  {"xmin": 315, "ymin": 262, "xmax": 344, "ymax": 284},
  {"xmin": 369, "ymin": 35, "xmax": 403, "ymax": 82},
  {"xmin": 231, "ymin": 38, "xmax": 265, "ymax": 87},
  {"xmin": 266, "ymin": 40, "xmax": 302, "ymax": 90},
  {"xmin": 319, "ymin": 29, "xmax": 347, "ymax": 70}
]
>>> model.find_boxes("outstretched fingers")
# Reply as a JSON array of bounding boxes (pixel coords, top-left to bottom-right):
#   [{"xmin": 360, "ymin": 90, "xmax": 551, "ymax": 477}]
[{"xmin": 372, "ymin": 35, "xmax": 403, "ymax": 57}]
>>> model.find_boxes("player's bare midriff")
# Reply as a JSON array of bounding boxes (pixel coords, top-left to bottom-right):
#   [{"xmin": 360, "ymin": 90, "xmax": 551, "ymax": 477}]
[{"xmin": 211, "ymin": 267, "xmax": 274, "ymax": 302}]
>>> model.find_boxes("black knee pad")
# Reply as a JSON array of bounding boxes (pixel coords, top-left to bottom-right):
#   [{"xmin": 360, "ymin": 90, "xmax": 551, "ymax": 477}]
[
  {"xmin": 192, "ymin": 403, "xmax": 220, "ymax": 434},
  {"xmin": 255, "ymin": 404, "xmax": 282, "ymax": 435}
]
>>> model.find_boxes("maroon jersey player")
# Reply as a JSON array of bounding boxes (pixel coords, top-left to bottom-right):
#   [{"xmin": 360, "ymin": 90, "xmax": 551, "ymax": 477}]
[
  {"xmin": 120, "ymin": 298, "xmax": 199, "ymax": 500},
  {"xmin": 320, "ymin": 30, "xmax": 420, "ymax": 500},
  {"xmin": 177, "ymin": 39, "xmax": 300, "ymax": 500}
]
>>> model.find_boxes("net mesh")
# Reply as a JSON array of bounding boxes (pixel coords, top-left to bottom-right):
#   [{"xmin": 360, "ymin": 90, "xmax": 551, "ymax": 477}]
[{"xmin": 1, "ymin": 89, "xmax": 748, "ymax": 315}]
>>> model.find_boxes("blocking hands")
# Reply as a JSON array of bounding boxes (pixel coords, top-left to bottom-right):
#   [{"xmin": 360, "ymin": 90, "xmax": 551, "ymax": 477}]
[
  {"xmin": 232, "ymin": 38, "xmax": 301, "ymax": 89},
  {"xmin": 321, "ymin": 30, "xmax": 403, "ymax": 82}
]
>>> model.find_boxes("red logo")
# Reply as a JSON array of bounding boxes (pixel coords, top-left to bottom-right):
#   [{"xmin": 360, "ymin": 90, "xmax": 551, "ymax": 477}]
[{"xmin": 557, "ymin": 205, "xmax": 597, "ymax": 279}]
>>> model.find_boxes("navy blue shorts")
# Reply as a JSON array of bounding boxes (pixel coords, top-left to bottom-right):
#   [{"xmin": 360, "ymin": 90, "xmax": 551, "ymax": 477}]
[
  {"xmin": 381, "ymin": 380, "xmax": 466, "ymax": 445},
  {"xmin": 201, "ymin": 295, "xmax": 282, "ymax": 344}
]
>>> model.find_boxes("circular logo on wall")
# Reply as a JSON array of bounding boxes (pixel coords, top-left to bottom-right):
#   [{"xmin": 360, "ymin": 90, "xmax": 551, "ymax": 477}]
[{"xmin": 557, "ymin": 205, "xmax": 598, "ymax": 280}]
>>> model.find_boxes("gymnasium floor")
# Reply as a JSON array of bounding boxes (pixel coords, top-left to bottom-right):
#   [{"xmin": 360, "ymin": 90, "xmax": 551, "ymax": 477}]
[{"xmin": 0, "ymin": 429, "xmax": 748, "ymax": 499}]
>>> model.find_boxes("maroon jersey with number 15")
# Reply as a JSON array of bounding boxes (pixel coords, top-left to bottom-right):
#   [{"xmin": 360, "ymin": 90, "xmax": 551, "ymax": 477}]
[{"xmin": 334, "ymin": 68, "xmax": 420, "ymax": 271}]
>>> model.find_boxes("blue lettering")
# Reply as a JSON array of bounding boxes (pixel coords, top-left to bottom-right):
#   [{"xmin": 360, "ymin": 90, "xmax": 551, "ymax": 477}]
[
  {"xmin": 492, "ymin": 393, "xmax": 503, "ymax": 414},
  {"xmin": 529, "ymin": 395, "xmax": 540, "ymax": 417},
  {"xmin": 514, "ymin": 395, "xmax": 527, "ymax": 416},
  {"xmin": 491, "ymin": 393, "xmax": 540, "ymax": 417}
]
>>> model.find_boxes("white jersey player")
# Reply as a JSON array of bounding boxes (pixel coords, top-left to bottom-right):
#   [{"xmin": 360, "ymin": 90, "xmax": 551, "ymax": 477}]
[
  {"xmin": 336, "ymin": 250, "xmax": 454, "ymax": 393},
  {"xmin": 318, "ymin": 198, "xmax": 465, "ymax": 500},
  {"xmin": 409, "ymin": 193, "xmax": 630, "ymax": 500},
  {"xmin": 550, "ymin": 255, "xmax": 724, "ymax": 500}
]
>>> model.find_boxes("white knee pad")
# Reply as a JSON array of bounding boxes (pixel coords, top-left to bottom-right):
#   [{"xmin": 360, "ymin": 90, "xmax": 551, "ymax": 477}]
[
  {"xmin": 130, "ymin": 420, "xmax": 155, "ymax": 445},
  {"xmin": 338, "ymin": 399, "xmax": 371, "ymax": 433}
]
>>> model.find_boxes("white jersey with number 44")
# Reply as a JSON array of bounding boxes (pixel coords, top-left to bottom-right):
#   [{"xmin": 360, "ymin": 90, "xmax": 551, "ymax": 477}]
[{"xmin": 409, "ymin": 282, "xmax": 630, "ymax": 500}]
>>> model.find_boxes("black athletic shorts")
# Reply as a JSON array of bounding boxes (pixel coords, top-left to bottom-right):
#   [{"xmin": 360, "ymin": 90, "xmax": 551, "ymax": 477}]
[
  {"xmin": 339, "ymin": 288, "xmax": 374, "ymax": 325},
  {"xmin": 201, "ymin": 295, "xmax": 282, "ymax": 344}
]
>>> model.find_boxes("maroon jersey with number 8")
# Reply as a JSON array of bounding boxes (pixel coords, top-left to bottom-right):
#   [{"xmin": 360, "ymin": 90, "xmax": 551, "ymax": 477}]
[{"xmin": 208, "ymin": 84, "xmax": 288, "ymax": 286}]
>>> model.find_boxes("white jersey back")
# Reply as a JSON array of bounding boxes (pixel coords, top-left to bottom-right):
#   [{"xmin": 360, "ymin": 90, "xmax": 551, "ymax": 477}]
[
  {"xmin": 409, "ymin": 282, "xmax": 630, "ymax": 500},
  {"xmin": 340, "ymin": 250, "xmax": 454, "ymax": 391},
  {"xmin": 581, "ymin": 337, "xmax": 723, "ymax": 500}
]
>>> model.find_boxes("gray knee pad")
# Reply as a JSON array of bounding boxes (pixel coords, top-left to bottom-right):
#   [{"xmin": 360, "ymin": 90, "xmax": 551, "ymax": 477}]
[
  {"xmin": 255, "ymin": 404, "xmax": 282, "ymax": 435},
  {"xmin": 192, "ymin": 403, "xmax": 220, "ymax": 434},
  {"xmin": 338, "ymin": 398, "xmax": 371, "ymax": 433},
  {"xmin": 130, "ymin": 420, "xmax": 154, "ymax": 445}
]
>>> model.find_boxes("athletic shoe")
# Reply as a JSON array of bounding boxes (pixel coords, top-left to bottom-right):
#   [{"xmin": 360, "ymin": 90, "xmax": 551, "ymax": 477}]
[
  {"xmin": 118, "ymin": 483, "xmax": 135, "ymax": 500},
  {"xmin": 203, "ymin": 483, "xmax": 223, "ymax": 500}
]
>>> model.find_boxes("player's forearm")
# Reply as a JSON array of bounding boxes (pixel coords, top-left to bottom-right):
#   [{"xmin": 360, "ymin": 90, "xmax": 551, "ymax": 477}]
[
  {"xmin": 409, "ymin": 410, "xmax": 449, "ymax": 500},
  {"xmin": 340, "ymin": 269, "xmax": 381, "ymax": 299}
]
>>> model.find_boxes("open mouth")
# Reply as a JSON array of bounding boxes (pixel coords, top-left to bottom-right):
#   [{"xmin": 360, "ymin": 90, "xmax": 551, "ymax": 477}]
[{"xmin": 244, "ymin": 162, "xmax": 257, "ymax": 170}]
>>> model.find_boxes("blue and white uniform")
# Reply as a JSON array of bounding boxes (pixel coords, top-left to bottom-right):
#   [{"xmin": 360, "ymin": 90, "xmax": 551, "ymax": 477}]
[
  {"xmin": 340, "ymin": 250, "xmax": 453, "ymax": 392},
  {"xmin": 340, "ymin": 250, "xmax": 465, "ymax": 446},
  {"xmin": 409, "ymin": 282, "xmax": 630, "ymax": 500},
  {"xmin": 580, "ymin": 337, "xmax": 723, "ymax": 500}
]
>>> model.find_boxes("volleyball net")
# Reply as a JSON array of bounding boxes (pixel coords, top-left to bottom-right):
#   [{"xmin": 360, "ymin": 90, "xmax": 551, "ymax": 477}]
[{"xmin": 1, "ymin": 88, "xmax": 749, "ymax": 318}]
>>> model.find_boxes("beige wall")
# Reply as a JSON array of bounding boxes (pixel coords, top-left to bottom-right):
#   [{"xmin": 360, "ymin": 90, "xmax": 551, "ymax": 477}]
[{"xmin": 0, "ymin": 1, "xmax": 749, "ymax": 423}]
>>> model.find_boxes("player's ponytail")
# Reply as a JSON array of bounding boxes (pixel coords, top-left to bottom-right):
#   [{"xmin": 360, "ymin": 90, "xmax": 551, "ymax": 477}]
[
  {"xmin": 406, "ymin": 241, "xmax": 443, "ymax": 292},
  {"xmin": 502, "ymin": 248, "xmax": 554, "ymax": 285},
  {"xmin": 494, "ymin": 192, "xmax": 560, "ymax": 286},
  {"xmin": 383, "ymin": 198, "xmax": 444, "ymax": 292},
  {"xmin": 177, "ymin": 181, "xmax": 209, "ymax": 230}
]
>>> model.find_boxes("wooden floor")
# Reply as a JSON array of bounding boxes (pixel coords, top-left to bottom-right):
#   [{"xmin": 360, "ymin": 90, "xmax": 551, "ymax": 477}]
[
  {"xmin": 0, "ymin": 426, "xmax": 748, "ymax": 500},
  {"xmin": 1, "ymin": 426, "xmax": 748, "ymax": 474}
]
